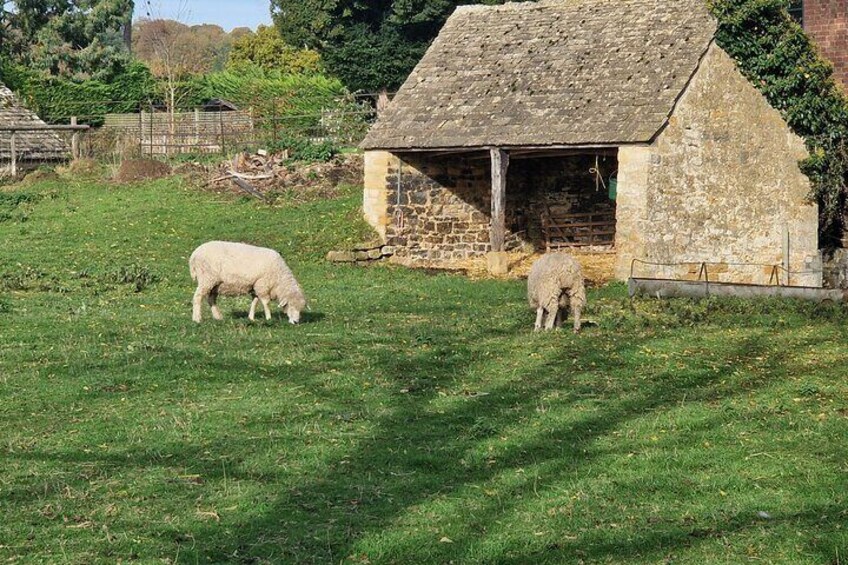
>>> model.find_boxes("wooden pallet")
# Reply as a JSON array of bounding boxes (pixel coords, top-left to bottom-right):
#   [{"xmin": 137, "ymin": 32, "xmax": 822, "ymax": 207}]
[{"xmin": 542, "ymin": 209, "xmax": 616, "ymax": 251}]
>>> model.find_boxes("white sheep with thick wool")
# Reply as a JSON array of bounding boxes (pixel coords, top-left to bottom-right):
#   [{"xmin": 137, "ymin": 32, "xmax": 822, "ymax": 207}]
[
  {"xmin": 527, "ymin": 252, "xmax": 586, "ymax": 332},
  {"xmin": 189, "ymin": 241, "xmax": 307, "ymax": 324}
]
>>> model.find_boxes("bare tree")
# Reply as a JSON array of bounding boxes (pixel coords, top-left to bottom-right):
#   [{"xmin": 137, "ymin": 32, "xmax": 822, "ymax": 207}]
[{"xmin": 132, "ymin": 2, "xmax": 205, "ymax": 125}]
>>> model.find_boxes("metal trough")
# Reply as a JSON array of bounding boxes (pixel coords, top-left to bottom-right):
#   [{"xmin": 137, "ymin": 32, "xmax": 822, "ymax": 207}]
[{"xmin": 628, "ymin": 278, "xmax": 848, "ymax": 303}]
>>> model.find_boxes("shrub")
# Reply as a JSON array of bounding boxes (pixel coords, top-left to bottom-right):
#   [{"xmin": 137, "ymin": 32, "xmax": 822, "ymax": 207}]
[
  {"xmin": 268, "ymin": 135, "xmax": 339, "ymax": 163},
  {"xmin": 0, "ymin": 60, "xmax": 157, "ymax": 125}
]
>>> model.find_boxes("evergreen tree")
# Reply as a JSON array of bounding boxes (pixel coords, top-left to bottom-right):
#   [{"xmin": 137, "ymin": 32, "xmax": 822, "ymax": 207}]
[
  {"xmin": 228, "ymin": 25, "xmax": 322, "ymax": 75},
  {"xmin": 2, "ymin": 0, "xmax": 134, "ymax": 81}
]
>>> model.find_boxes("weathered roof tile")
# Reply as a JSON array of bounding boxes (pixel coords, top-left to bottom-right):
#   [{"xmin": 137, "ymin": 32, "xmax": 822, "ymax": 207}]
[{"xmin": 363, "ymin": 0, "xmax": 716, "ymax": 150}]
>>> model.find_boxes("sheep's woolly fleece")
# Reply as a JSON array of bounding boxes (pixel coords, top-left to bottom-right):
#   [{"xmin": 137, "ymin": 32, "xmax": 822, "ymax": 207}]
[{"xmin": 189, "ymin": 241, "xmax": 306, "ymax": 323}]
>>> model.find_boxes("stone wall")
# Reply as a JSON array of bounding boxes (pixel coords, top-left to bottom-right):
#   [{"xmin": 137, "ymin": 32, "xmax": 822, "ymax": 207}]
[
  {"xmin": 804, "ymin": 0, "xmax": 848, "ymax": 88},
  {"xmin": 363, "ymin": 151, "xmax": 617, "ymax": 263},
  {"xmin": 615, "ymin": 43, "xmax": 821, "ymax": 287},
  {"xmin": 383, "ymin": 154, "xmax": 516, "ymax": 263},
  {"xmin": 363, "ymin": 151, "xmax": 393, "ymax": 240}
]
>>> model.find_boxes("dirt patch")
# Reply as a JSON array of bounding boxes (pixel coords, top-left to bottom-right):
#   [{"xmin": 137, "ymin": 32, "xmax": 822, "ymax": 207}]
[
  {"xmin": 116, "ymin": 159, "xmax": 172, "ymax": 183},
  {"xmin": 393, "ymin": 251, "xmax": 617, "ymax": 286}
]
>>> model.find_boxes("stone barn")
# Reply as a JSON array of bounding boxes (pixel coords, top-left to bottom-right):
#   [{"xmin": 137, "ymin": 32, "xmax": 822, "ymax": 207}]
[{"xmin": 361, "ymin": 0, "xmax": 822, "ymax": 287}]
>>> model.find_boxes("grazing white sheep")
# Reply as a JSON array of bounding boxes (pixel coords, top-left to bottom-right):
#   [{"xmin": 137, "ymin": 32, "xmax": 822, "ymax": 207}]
[
  {"xmin": 527, "ymin": 252, "xmax": 586, "ymax": 332},
  {"xmin": 189, "ymin": 241, "xmax": 307, "ymax": 324}
]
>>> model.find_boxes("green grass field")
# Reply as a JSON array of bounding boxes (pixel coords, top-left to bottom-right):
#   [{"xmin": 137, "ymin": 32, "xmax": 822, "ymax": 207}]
[{"xmin": 1, "ymin": 171, "xmax": 847, "ymax": 564}]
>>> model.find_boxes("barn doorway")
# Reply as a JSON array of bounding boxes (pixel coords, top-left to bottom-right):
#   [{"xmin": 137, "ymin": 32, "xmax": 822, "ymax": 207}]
[{"xmin": 506, "ymin": 151, "xmax": 619, "ymax": 252}]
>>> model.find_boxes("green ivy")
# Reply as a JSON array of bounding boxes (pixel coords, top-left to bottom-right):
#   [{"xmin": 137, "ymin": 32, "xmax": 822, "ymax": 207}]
[{"xmin": 709, "ymin": 0, "xmax": 848, "ymax": 245}]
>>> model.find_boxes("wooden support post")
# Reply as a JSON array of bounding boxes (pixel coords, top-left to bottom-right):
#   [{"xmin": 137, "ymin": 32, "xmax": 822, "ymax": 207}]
[
  {"xmin": 194, "ymin": 108, "xmax": 200, "ymax": 148},
  {"xmin": 488, "ymin": 147, "xmax": 510, "ymax": 275},
  {"xmin": 490, "ymin": 147, "xmax": 509, "ymax": 252},
  {"xmin": 9, "ymin": 131, "xmax": 17, "ymax": 177},
  {"xmin": 70, "ymin": 117, "xmax": 79, "ymax": 160}
]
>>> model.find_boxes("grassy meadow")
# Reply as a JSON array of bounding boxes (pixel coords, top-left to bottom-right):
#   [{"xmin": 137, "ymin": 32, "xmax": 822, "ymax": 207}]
[{"xmin": 1, "ymin": 170, "xmax": 847, "ymax": 564}]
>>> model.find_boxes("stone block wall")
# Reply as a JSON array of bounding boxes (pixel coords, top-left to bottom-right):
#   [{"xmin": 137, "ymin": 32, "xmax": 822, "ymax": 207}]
[
  {"xmin": 382, "ymin": 154, "xmax": 516, "ymax": 262},
  {"xmin": 804, "ymin": 0, "xmax": 848, "ymax": 88},
  {"xmin": 616, "ymin": 44, "xmax": 821, "ymax": 287},
  {"xmin": 363, "ymin": 151, "xmax": 393, "ymax": 239},
  {"xmin": 363, "ymin": 151, "xmax": 617, "ymax": 263}
]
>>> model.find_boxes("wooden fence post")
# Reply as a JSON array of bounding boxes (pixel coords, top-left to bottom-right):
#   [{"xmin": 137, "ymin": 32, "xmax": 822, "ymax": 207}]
[
  {"xmin": 70, "ymin": 117, "xmax": 79, "ymax": 160},
  {"xmin": 10, "ymin": 131, "xmax": 17, "ymax": 177}
]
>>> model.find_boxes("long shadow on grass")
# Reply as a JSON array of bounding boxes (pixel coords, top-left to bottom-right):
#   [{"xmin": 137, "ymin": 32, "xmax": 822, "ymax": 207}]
[
  {"xmin": 170, "ymin": 320, "xmax": 835, "ymax": 562},
  {"xmin": 6, "ymin": 302, "xmax": 845, "ymax": 563}
]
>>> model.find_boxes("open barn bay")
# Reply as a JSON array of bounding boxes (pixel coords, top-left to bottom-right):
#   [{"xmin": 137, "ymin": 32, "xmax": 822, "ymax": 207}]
[{"xmin": 1, "ymin": 173, "xmax": 847, "ymax": 564}]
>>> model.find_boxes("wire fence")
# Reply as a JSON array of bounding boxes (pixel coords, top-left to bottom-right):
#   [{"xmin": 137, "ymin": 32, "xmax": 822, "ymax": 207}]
[{"xmin": 98, "ymin": 105, "xmax": 376, "ymax": 157}]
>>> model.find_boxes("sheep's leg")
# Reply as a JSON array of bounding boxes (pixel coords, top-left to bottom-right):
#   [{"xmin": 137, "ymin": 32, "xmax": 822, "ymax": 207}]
[
  {"xmin": 544, "ymin": 304, "xmax": 558, "ymax": 331},
  {"xmin": 571, "ymin": 303, "xmax": 582, "ymax": 334},
  {"xmin": 249, "ymin": 298, "xmax": 259, "ymax": 322},
  {"xmin": 192, "ymin": 287, "xmax": 206, "ymax": 323},
  {"xmin": 207, "ymin": 291, "xmax": 223, "ymax": 321},
  {"xmin": 261, "ymin": 297, "xmax": 272, "ymax": 321},
  {"xmin": 534, "ymin": 307, "xmax": 545, "ymax": 332}
]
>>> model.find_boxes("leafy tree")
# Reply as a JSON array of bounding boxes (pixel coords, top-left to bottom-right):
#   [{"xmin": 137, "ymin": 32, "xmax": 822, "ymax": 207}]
[
  {"xmin": 270, "ymin": 0, "xmax": 519, "ymax": 92},
  {"xmin": 228, "ymin": 25, "xmax": 322, "ymax": 75}
]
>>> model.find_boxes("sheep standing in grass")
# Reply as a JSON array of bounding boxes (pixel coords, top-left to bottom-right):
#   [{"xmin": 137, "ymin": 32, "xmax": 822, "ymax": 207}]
[
  {"xmin": 527, "ymin": 252, "xmax": 586, "ymax": 332},
  {"xmin": 189, "ymin": 241, "xmax": 307, "ymax": 324}
]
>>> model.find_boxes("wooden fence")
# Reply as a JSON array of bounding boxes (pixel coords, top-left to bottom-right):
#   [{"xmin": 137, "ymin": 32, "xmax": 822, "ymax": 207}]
[{"xmin": 103, "ymin": 110, "xmax": 255, "ymax": 156}]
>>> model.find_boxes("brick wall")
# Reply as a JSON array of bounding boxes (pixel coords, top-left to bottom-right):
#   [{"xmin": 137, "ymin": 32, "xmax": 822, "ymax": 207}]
[{"xmin": 803, "ymin": 0, "xmax": 848, "ymax": 87}]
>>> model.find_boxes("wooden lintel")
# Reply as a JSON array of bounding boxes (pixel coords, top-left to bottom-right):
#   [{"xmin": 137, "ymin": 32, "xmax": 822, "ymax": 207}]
[{"xmin": 490, "ymin": 148, "xmax": 509, "ymax": 253}]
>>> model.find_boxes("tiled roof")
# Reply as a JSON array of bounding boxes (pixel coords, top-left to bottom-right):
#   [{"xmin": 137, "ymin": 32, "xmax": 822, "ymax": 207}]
[
  {"xmin": 1, "ymin": 84, "xmax": 69, "ymax": 161},
  {"xmin": 362, "ymin": 0, "xmax": 717, "ymax": 150}
]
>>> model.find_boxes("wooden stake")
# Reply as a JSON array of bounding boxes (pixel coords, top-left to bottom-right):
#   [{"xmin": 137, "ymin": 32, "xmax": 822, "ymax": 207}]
[
  {"xmin": 490, "ymin": 147, "xmax": 509, "ymax": 252},
  {"xmin": 10, "ymin": 131, "xmax": 17, "ymax": 177},
  {"xmin": 70, "ymin": 117, "xmax": 79, "ymax": 160}
]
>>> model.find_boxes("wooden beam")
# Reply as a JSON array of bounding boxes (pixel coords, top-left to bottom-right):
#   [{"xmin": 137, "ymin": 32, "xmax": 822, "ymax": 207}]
[{"xmin": 490, "ymin": 147, "xmax": 509, "ymax": 252}]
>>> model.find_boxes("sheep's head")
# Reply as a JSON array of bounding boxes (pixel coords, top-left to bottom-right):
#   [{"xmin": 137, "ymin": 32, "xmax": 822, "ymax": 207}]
[{"xmin": 282, "ymin": 291, "xmax": 307, "ymax": 325}]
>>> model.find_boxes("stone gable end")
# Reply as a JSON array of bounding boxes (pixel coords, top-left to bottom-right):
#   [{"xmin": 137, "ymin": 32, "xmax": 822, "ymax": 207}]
[{"xmin": 615, "ymin": 43, "xmax": 820, "ymax": 286}]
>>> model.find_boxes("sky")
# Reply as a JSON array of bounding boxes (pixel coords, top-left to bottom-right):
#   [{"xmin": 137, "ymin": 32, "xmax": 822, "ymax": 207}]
[{"xmin": 134, "ymin": 0, "xmax": 273, "ymax": 31}]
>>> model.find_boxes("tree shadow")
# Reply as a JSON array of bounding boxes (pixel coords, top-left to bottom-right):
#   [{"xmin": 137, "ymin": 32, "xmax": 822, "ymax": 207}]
[{"xmin": 5, "ymin": 299, "xmax": 846, "ymax": 563}]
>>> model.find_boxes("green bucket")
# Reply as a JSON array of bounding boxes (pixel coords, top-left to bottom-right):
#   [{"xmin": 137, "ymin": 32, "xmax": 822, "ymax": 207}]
[{"xmin": 608, "ymin": 175, "xmax": 618, "ymax": 201}]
